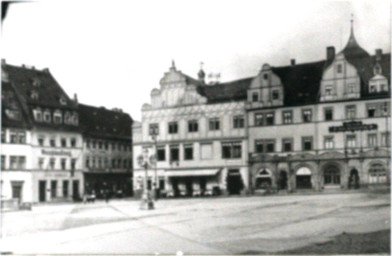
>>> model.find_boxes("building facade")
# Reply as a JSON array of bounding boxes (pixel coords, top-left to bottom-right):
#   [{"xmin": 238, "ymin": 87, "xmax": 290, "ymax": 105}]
[
  {"xmin": 1, "ymin": 61, "xmax": 84, "ymax": 203},
  {"xmin": 247, "ymin": 25, "xmax": 390, "ymax": 192},
  {"xmin": 133, "ymin": 23, "xmax": 390, "ymax": 196},
  {"xmin": 133, "ymin": 63, "xmax": 250, "ymax": 197},
  {"xmin": 79, "ymin": 104, "xmax": 133, "ymax": 198}
]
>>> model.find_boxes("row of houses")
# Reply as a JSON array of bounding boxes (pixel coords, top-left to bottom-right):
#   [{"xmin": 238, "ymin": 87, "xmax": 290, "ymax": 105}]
[
  {"xmin": 132, "ymin": 24, "xmax": 390, "ymax": 197},
  {"xmin": 1, "ymin": 61, "xmax": 133, "ymax": 203}
]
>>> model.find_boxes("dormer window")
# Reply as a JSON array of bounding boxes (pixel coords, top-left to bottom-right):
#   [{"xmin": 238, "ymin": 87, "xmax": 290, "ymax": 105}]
[
  {"xmin": 369, "ymin": 85, "xmax": 377, "ymax": 93},
  {"xmin": 64, "ymin": 112, "xmax": 71, "ymax": 124},
  {"xmin": 43, "ymin": 110, "xmax": 51, "ymax": 123},
  {"xmin": 263, "ymin": 74, "xmax": 268, "ymax": 80},
  {"xmin": 53, "ymin": 110, "xmax": 62, "ymax": 124},
  {"xmin": 272, "ymin": 90, "xmax": 279, "ymax": 100},
  {"xmin": 30, "ymin": 90, "xmax": 39, "ymax": 100},
  {"xmin": 59, "ymin": 96, "xmax": 67, "ymax": 105},
  {"xmin": 72, "ymin": 112, "xmax": 79, "ymax": 125},
  {"xmin": 336, "ymin": 64, "xmax": 342, "ymax": 73},
  {"xmin": 325, "ymin": 86, "xmax": 333, "ymax": 95},
  {"xmin": 32, "ymin": 78, "xmax": 41, "ymax": 87},
  {"xmin": 252, "ymin": 92, "xmax": 259, "ymax": 102},
  {"xmin": 33, "ymin": 108, "xmax": 42, "ymax": 122}
]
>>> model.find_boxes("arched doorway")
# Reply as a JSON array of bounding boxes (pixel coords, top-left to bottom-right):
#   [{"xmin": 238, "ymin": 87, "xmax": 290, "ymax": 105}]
[
  {"xmin": 227, "ymin": 169, "xmax": 244, "ymax": 195},
  {"xmin": 296, "ymin": 167, "xmax": 312, "ymax": 189},
  {"xmin": 369, "ymin": 163, "xmax": 387, "ymax": 184},
  {"xmin": 323, "ymin": 165, "xmax": 341, "ymax": 188},
  {"xmin": 348, "ymin": 168, "xmax": 360, "ymax": 189},
  {"xmin": 278, "ymin": 170, "xmax": 287, "ymax": 190},
  {"xmin": 255, "ymin": 169, "xmax": 272, "ymax": 189}
]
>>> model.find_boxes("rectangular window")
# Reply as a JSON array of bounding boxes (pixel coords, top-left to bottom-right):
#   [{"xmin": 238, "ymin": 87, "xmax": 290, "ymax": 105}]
[
  {"xmin": 85, "ymin": 157, "xmax": 90, "ymax": 168},
  {"xmin": 61, "ymin": 158, "xmax": 66, "ymax": 170},
  {"xmin": 1, "ymin": 155, "xmax": 6, "ymax": 169},
  {"xmin": 369, "ymin": 85, "xmax": 377, "ymax": 93},
  {"xmin": 346, "ymin": 135, "xmax": 356, "ymax": 148},
  {"xmin": 149, "ymin": 123, "xmax": 159, "ymax": 136},
  {"xmin": 266, "ymin": 113, "xmax": 274, "ymax": 125},
  {"xmin": 1, "ymin": 130, "xmax": 5, "ymax": 143},
  {"xmin": 254, "ymin": 113, "xmax": 264, "ymax": 126},
  {"xmin": 324, "ymin": 136, "xmax": 334, "ymax": 149},
  {"xmin": 18, "ymin": 132, "xmax": 25, "ymax": 144},
  {"xmin": 346, "ymin": 105, "xmax": 356, "ymax": 119},
  {"xmin": 209, "ymin": 118, "xmax": 220, "ymax": 131},
  {"xmin": 325, "ymin": 86, "xmax": 333, "ymax": 95},
  {"xmin": 266, "ymin": 140, "xmax": 275, "ymax": 152},
  {"xmin": 157, "ymin": 146, "xmax": 165, "ymax": 161},
  {"xmin": 222, "ymin": 142, "xmax": 242, "ymax": 159},
  {"xmin": 10, "ymin": 132, "xmax": 17, "ymax": 143},
  {"xmin": 252, "ymin": 92, "xmax": 259, "ymax": 102},
  {"xmin": 51, "ymin": 181, "xmax": 57, "ymax": 198},
  {"xmin": 381, "ymin": 132, "xmax": 390, "ymax": 147},
  {"xmin": 282, "ymin": 111, "xmax": 293, "ymax": 124},
  {"xmin": 255, "ymin": 140, "xmax": 276, "ymax": 153},
  {"xmin": 347, "ymin": 83, "xmax": 356, "ymax": 93},
  {"xmin": 63, "ymin": 180, "xmax": 69, "ymax": 197},
  {"xmin": 302, "ymin": 137, "xmax": 313, "ymax": 151},
  {"xmin": 17, "ymin": 156, "xmax": 26, "ymax": 169},
  {"xmin": 71, "ymin": 159, "xmax": 76, "ymax": 170},
  {"xmin": 368, "ymin": 134, "xmax": 377, "ymax": 148},
  {"xmin": 61, "ymin": 138, "xmax": 67, "ymax": 148},
  {"xmin": 184, "ymin": 145, "xmax": 193, "ymax": 160},
  {"xmin": 367, "ymin": 105, "xmax": 376, "ymax": 117},
  {"xmin": 105, "ymin": 142, "xmax": 109, "ymax": 150},
  {"xmin": 233, "ymin": 115, "xmax": 245, "ymax": 128},
  {"xmin": 86, "ymin": 140, "xmax": 90, "ymax": 148},
  {"xmin": 49, "ymin": 158, "xmax": 55, "ymax": 169},
  {"xmin": 188, "ymin": 120, "xmax": 198, "ymax": 133},
  {"xmin": 38, "ymin": 158, "xmax": 44, "ymax": 169},
  {"xmin": 200, "ymin": 144, "xmax": 212, "ymax": 160},
  {"xmin": 255, "ymin": 140, "xmax": 264, "ymax": 153},
  {"xmin": 71, "ymin": 138, "xmax": 76, "ymax": 147},
  {"xmin": 272, "ymin": 90, "xmax": 279, "ymax": 100},
  {"xmin": 111, "ymin": 158, "xmax": 115, "ymax": 168},
  {"xmin": 324, "ymin": 108, "xmax": 333, "ymax": 121},
  {"xmin": 282, "ymin": 138, "xmax": 293, "ymax": 152},
  {"xmin": 381, "ymin": 102, "xmax": 390, "ymax": 116},
  {"xmin": 337, "ymin": 64, "xmax": 342, "ymax": 73},
  {"xmin": 302, "ymin": 109, "xmax": 312, "ymax": 123},
  {"xmin": 50, "ymin": 138, "xmax": 56, "ymax": 147},
  {"xmin": 38, "ymin": 137, "xmax": 44, "ymax": 146},
  {"xmin": 98, "ymin": 141, "xmax": 103, "ymax": 149},
  {"xmin": 170, "ymin": 145, "xmax": 179, "ymax": 162},
  {"xmin": 10, "ymin": 156, "xmax": 17, "ymax": 169},
  {"xmin": 168, "ymin": 122, "xmax": 178, "ymax": 134}
]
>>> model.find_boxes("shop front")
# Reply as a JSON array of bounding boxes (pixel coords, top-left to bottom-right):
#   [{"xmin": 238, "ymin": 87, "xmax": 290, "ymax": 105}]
[{"xmin": 83, "ymin": 172, "xmax": 133, "ymax": 199}]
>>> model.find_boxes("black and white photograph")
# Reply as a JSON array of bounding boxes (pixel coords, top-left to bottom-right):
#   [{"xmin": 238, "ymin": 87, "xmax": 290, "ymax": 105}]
[{"xmin": 1, "ymin": 0, "xmax": 391, "ymax": 254}]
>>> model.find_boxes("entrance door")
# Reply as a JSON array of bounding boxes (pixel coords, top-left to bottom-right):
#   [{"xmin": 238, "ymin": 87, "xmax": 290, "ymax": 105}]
[
  {"xmin": 39, "ymin": 180, "xmax": 46, "ymax": 202},
  {"xmin": 296, "ymin": 167, "xmax": 312, "ymax": 189},
  {"xmin": 227, "ymin": 169, "xmax": 244, "ymax": 195},
  {"xmin": 171, "ymin": 178, "xmax": 179, "ymax": 197},
  {"xmin": 185, "ymin": 179, "xmax": 193, "ymax": 197},
  {"xmin": 200, "ymin": 177, "xmax": 207, "ymax": 192},
  {"xmin": 349, "ymin": 169, "xmax": 360, "ymax": 189},
  {"xmin": 324, "ymin": 166, "xmax": 340, "ymax": 187},
  {"xmin": 11, "ymin": 181, "xmax": 23, "ymax": 202},
  {"xmin": 279, "ymin": 170, "xmax": 288, "ymax": 190},
  {"xmin": 72, "ymin": 180, "xmax": 80, "ymax": 200}
]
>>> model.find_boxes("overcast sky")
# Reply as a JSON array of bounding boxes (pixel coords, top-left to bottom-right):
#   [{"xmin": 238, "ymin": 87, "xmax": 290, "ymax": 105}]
[{"xmin": 2, "ymin": 0, "xmax": 390, "ymax": 121}]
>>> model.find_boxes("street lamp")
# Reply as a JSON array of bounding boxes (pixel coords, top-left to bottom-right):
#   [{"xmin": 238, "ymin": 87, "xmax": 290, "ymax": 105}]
[{"xmin": 137, "ymin": 148, "xmax": 154, "ymax": 210}]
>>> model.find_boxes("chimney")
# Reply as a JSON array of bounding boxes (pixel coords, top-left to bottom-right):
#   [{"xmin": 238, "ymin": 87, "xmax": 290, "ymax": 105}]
[
  {"xmin": 376, "ymin": 49, "xmax": 382, "ymax": 62},
  {"xmin": 1, "ymin": 59, "xmax": 5, "ymax": 65},
  {"xmin": 290, "ymin": 59, "xmax": 296, "ymax": 66},
  {"xmin": 327, "ymin": 46, "xmax": 335, "ymax": 61},
  {"xmin": 73, "ymin": 93, "xmax": 78, "ymax": 103}
]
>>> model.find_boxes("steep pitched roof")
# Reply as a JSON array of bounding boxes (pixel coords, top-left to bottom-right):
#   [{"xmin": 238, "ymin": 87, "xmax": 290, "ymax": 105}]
[
  {"xmin": 78, "ymin": 104, "xmax": 133, "ymax": 141},
  {"xmin": 196, "ymin": 77, "xmax": 252, "ymax": 103}
]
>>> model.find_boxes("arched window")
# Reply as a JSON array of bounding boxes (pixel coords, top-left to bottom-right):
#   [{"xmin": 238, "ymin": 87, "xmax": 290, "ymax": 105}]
[
  {"xmin": 255, "ymin": 168, "xmax": 272, "ymax": 189},
  {"xmin": 369, "ymin": 164, "xmax": 387, "ymax": 184},
  {"xmin": 43, "ymin": 109, "xmax": 51, "ymax": 123},
  {"xmin": 53, "ymin": 110, "xmax": 62, "ymax": 124}
]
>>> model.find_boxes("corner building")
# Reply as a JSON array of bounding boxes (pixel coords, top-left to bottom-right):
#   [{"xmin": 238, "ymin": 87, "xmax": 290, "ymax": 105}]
[
  {"xmin": 247, "ymin": 25, "xmax": 390, "ymax": 191},
  {"xmin": 133, "ymin": 63, "xmax": 250, "ymax": 197}
]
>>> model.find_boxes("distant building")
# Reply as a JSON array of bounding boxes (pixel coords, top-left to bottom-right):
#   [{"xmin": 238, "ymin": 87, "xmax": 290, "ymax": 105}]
[
  {"xmin": 133, "ymin": 62, "xmax": 250, "ymax": 197},
  {"xmin": 1, "ymin": 61, "xmax": 84, "ymax": 203},
  {"xmin": 79, "ymin": 104, "xmax": 133, "ymax": 198},
  {"xmin": 246, "ymin": 23, "xmax": 390, "ymax": 191}
]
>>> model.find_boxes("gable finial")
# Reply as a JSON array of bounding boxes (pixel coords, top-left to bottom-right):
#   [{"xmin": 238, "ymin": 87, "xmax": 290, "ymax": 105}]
[
  {"xmin": 171, "ymin": 59, "xmax": 176, "ymax": 70},
  {"xmin": 350, "ymin": 13, "xmax": 354, "ymax": 33}
]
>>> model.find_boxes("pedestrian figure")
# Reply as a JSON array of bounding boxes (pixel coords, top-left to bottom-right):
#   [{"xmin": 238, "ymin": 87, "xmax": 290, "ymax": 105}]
[{"xmin": 105, "ymin": 190, "xmax": 110, "ymax": 203}]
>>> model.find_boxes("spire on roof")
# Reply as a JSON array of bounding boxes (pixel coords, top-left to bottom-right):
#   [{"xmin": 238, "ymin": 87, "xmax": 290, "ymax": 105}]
[
  {"xmin": 198, "ymin": 61, "xmax": 205, "ymax": 84},
  {"xmin": 170, "ymin": 59, "xmax": 176, "ymax": 71},
  {"xmin": 340, "ymin": 14, "xmax": 370, "ymax": 59},
  {"xmin": 345, "ymin": 13, "xmax": 358, "ymax": 49}
]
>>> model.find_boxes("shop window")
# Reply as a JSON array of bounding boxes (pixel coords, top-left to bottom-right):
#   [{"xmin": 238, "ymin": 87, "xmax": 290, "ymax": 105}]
[
  {"xmin": 369, "ymin": 164, "xmax": 387, "ymax": 184},
  {"xmin": 282, "ymin": 111, "xmax": 293, "ymax": 124},
  {"xmin": 188, "ymin": 120, "xmax": 198, "ymax": 133},
  {"xmin": 168, "ymin": 122, "xmax": 178, "ymax": 134},
  {"xmin": 233, "ymin": 115, "xmax": 244, "ymax": 128},
  {"xmin": 209, "ymin": 118, "xmax": 220, "ymax": 131},
  {"xmin": 222, "ymin": 141, "xmax": 242, "ymax": 159},
  {"xmin": 184, "ymin": 145, "xmax": 193, "ymax": 160}
]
